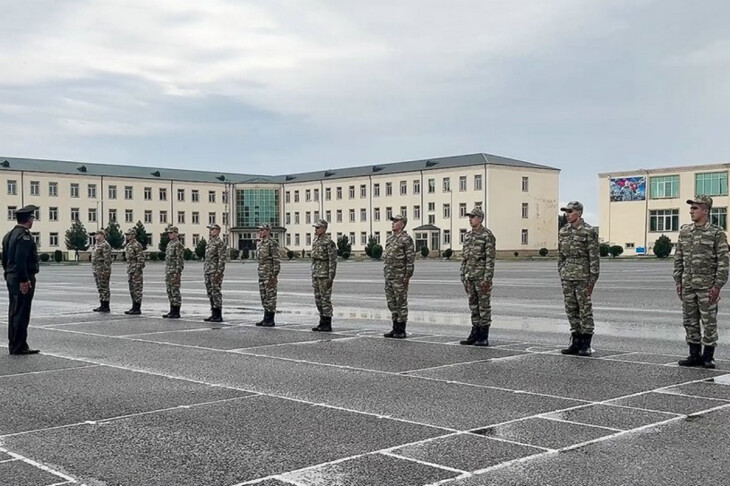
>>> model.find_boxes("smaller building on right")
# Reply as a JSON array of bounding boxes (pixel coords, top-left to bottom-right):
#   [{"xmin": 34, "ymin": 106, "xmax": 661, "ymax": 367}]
[{"xmin": 599, "ymin": 162, "xmax": 730, "ymax": 255}]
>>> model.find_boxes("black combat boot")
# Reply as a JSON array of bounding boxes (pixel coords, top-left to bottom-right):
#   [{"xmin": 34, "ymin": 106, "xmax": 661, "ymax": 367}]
[
  {"xmin": 125, "ymin": 302, "xmax": 141, "ymax": 315},
  {"xmin": 209, "ymin": 308, "xmax": 223, "ymax": 323},
  {"xmin": 313, "ymin": 316, "xmax": 332, "ymax": 332},
  {"xmin": 578, "ymin": 333, "xmax": 593, "ymax": 356},
  {"xmin": 460, "ymin": 326, "xmax": 479, "ymax": 345},
  {"xmin": 255, "ymin": 311, "xmax": 267, "ymax": 326},
  {"xmin": 312, "ymin": 316, "xmax": 324, "ymax": 331},
  {"xmin": 384, "ymin": 318, "xmax": 398, "ymax": 338},
  {"xmin": 93, "ymin": 301, "xmax": 104, "ymax": 312},
  {"xmin": 167, "ymin": 305, "xmax": 181, "ymax": 319},
  {"xmin": 392, "ymin": 321, "xmax": 407, "ymax": 339},
  {"xmin": 702, "ymin": 345, "xmax": 716, "ymax": 369},
  {"xmin": 560, "ymin": 332, "xmax": 581, "ymax": 355},
  {"xmin": 260, "ymin": 310, "xmax": 275, "ymax": 327},
  {"xmin": 474, "ymin": 326, "xmax": 490, "ymax": 347},
  {"xmin": 100, "ymin": 301, "xmax": 110, "ymax": 313},
  {"xmin": 162, "ymin": 305, "xmax": 174, "ymax": 318},
  {"xmin": 678, "ymin": 343, "xmax": 703, "ymax": 367}
]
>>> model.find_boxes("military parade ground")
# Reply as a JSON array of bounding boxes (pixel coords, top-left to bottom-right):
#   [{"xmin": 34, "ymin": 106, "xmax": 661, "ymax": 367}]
[{"xmin": 2, "ymin": 258, "xmax": 730, "ymax": 485}]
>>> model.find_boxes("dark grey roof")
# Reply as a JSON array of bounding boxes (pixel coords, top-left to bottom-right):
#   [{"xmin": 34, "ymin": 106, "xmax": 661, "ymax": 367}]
[
  {"xmin": 0, "ymin": 152, "xmax": 558, "ymax": 185},
  {"xmin": 412, "ymin": 224, "xmax": 441, "ymax": 231}
]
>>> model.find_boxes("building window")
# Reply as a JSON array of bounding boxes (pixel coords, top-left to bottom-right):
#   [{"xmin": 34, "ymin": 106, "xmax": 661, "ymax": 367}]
[
  {"xmin": 32, "ymin": 232, "xmax": 41, "ymax": 246},
  {"xmin": 295, "ymin": 234, "xmax": 300, "ymax": 246},
  {"xmin": 285, "ymin": 191, "xmax": 291, "ymax": 203},
  {"xmin": 7, "ymin": 206, "xmax": 16, "ymax": 220},
  {"xmin": 374, "ymin": 208, "xmax": 380, "ymax": 221},
  {"xmin": 109, "ymin": 209, "xmax": 117, "ymax": 222},
  {"xmin": 30, "ymin": 181, "xmax": 40, "ymax": 196},
  {"xmin": 325, "ymin": 210, "xmax": 331, "ymax": 222},
  {"xmin": 474, "ymin": 174, "xmax": 482, "ymax": 191},
  {"xmin": 626, "ymin": 243, "xmax": 636, "ymax": 249},
  {"xmin": 147, "ymin": 234, "xmax": 154, "ymax": 247},
  {"xmin": 33, "ymin": 208, "xmax": 40, "ymax": 221},
  {"xmin": 460, "ymin": 229, "xmax": 467, "ymax": 243},
  {"xmin": 413, "ymin": 180, "xmax": 421, "ymax": 195},
  {"xmin": 294, "ymin": 212, "xmax": 300, "ymax": 224},
  {"xmin": 145, "ymin": 210, "xmax": 152, "ymax": 224},
  {"xmin": 444, "ymin": 204, "xmax": 451, "ymax": 219},
  {"xmin": 695, "ymin": 172, "xmax": 728, "ymax": 196},
  {"xmin": 649, "ymin": 175, "xmax": 679, "ymax": 199},
  {"xmin": 459, "ymin": 203, "xmax": 467, "ymax": 217},
  {"xmin": 459, "ymin": 176, "xmax": 467, "ymax": 192},
  {"xmin": 7, "ymin": 180, "xmax": 19, "ymax": 196},
  {"xmin": 222, "ymin": 190, "xmax": 229, "ymax": 204},
  {"xmin": 208, "ymin": 190, "xmax": 216, "ymax": 203},
  {"xmin": 374, "ymin": 231, "xmax": 381, "ymax": 244},
  {"xmin": 474, "ymin": 202, "xmax": 482, "ymax": 210},
  {"xmin": 71, "ymin": 208, "xmax": 80, "ymax": 221},
  {"xmin": 443, "ymin": 230, "xmax": 451, "ymax": 245},
  {"xmin": 208, "ymin": 212, "xmax": 216, "ymax": 225},
  {"xmin": 443, "ymin": 178, "xmax": 451, "ymax": 192},
  {"xmin": 522, "ymin": 177, "xmax": 529, "ymax": 192},
  {"xmin": 125, "ymin": 209, "xmax": 134, "ymax": 223},
  {"xmin": 125, "ymin": 186, "xmax": 133, "ymax": 199},
  {"xmin": 314, "ymin": 188, "xmax": 320, "ymax": 201},
  {"xmin": 428, "ymin": 179, "xmax": 435, "ymax": 193},
  {"xmin": 70, "ymin": 183, "xmax": 79, "ymax": 198},
  {"xmin": 428, "ymin": 214, "xmax": 435, "ymax": 224},
  {"xmin": 360, "ymin": 208, "xmax": 367, "ymax": 222},
  {"xmin": 178, "ymin": 211, "xmax": 185, "ymax": 224},
  {"xmin": 192, "ymin": 190, "xmax": 199, "ymax": 202},
  {"xmin": 306, "ymin": 212, "xmax": 311, "ymax": 224},
  {"xmin": 522, "ymin": 203, "xmax": 529, "ymax": 219},
  {"xmin": 521, "ymin": 229, "xmax": 529, "ymax": 245},
  {"xmin": 386, "ymin": 207, "xmax": 393, "ymax": 220},
  {"xmin": 336, "ymin": 187, "xmax": 342, "ymax": 200},
  {"xmin": 349, "ymin": 186, "xmax": 355, "ymax": 199},
  {"xmin": 50, "ymin": 232, "xmax": 59, "ymax": 247},
  {"xmin": 400, "ymin": 181, "xmax": 407, "ymax": 196},
  {"xmin": 711, "ymin": 207, "xmax": 728, "ymax": 230},
  {"xmin": 306, "ymin": 233, "xmax": 312, "ymax": 246},
  {"xmin": 160, "ymin": 211, "xmax": 168, "ymax": 224},
  {"xmin": 349, "ymin": 232, "xmax": 355, "ymax": 245},
  {"xmin": 360, "ymin": 232, "xmax": 367, "ymax": 245},
  {"xmin": 108, "ymin": 185, "xmax": 117, "ymax": 199},
  {"xmin": 349, "ymin": 209, "xmax": 355, "ymax": 222},
  {"xmin": 373, "ymin": 184, "xmax": 380, "ymax": 197},
  {"xmin": 177, "ymin": 189, "xmax": 185, "ymax": 201},
  {"xmin": 325, "ymin": 188, "xmax": 331, "ymax": 201},
  {"xmin": 88, "ymin": 184, "xmax": 97, "ymax": 199},
  {"xmin": 159, "ymin": 188, "xmax": 167, "ymax": 201},
  {"xmin": 88, "ymin": 208, "xmax": 97, "ymax": 222},
  {"xmin": 336, "ymin": 210, "xmax": 343, "ymax": 223},
  {"xmin": 49, "ymin": 182, "xmax": 58, "ymax": 197},
  {"xmin": 285, "ymin": 212, "xmax": 291, "ymax": 225},
  {"xmin": 286, "ymin": 234, "xmax": 291, "ymax": 246},
  {"xmin": 49, "ymin": 207, "xmax": 58, "ymax": 221},
  {"xmin": 192, "ymin": 212, "xmax": 199, "ymax": 224},
  {"xmin": 413, "ymin": 205, "xmax": 420, "ymax": 220},
  {"xmin": 294, "ymin": 190, "xmax": 300, "ymax": 203},
  {"xmin": 649, "ymin": 209, "xmax": 679, "ymax": 232},
  {"xmin": 304, "ymin": 189, "xmax": 310, "ymax": 202},
  {"xmin": 143, "ymin": 187, "xmax": 151, "ymax": 200},
  {"xmin": 193, "ymin": 234, "xmax": 200, "ymax": 246},
  {"xmin": 386, "ymin": 182, "xmax": 393, "ymax": 196}
]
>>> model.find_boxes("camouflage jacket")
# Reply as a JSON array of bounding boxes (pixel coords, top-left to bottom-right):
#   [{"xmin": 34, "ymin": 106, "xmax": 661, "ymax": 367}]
[
  {"xmin": 558, "ymin": 220, "xmax": 600, "ymax": 284},
  {"xmin": 125, "ymin": 240, "xmax": 145, "ymax": 274},
  {"xmin": 165, "ymin": 239, "xmax": 185, "ymax": 274},
  {"xmin": 311, "ymin": 234, "xmax": 337, "ymax": 280},
  {"xmin": 257, "ymin": 237, "xmax": 281, "ymax": 278},
  {"xmin": 384, "ymin": 231, "xmax": 415, "ymax": 280},
  {"xmin": 91, "ymin": 240, "xmax": 112, "ymax": 275},
  {"xmin": 204, "ymin": 236, "xmax": 227, "ymax": 275},
  {"xmin": 460, "ymin": 225, "xmax": 496, "ymax": 282},
  {"xmin": 673, "ymin": 221, "xmax": 729, "ymax": 289}
]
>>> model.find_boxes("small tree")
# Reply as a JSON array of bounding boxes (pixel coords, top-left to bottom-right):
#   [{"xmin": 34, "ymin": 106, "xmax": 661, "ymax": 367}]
[
  {"xmin": 371, "ymin": 244, "xmax": 383, "ymax": 260},
  {"xmin": 364, "ymin": 236, "xmax": 378, "ymax": 257},
  {"xmin": 599, "ymin": 243, "xmax": 610, "ymax": 257},
  {"xmin": 653, "ymin": 235, "xmax": 672, "ymax": 259},
  {"xmin": 65, "ymin": 220, "xmax": 89, "ymax": 259},
  {"xmin": 158, "ymin": 232, "xmax": 170, "ymax": 254},
  {"xmin": 133, "ymin": 221, "xmax": 150, "ymax": 250},
  {"xmin": 337, "ymin": 235, "xmax": 352, "ymax": 257},
  {"xmin": 40, "ymin": 253, "xmax": 50, "ymax": 262},
  {"xmin": 539, "ymin": 247, "xmax": 549, "ymax": 257},
  {"xmin": 149, "ymin": 252, "xmax": 159, "ymax": 261},
  {"xmin": 54, "ymin": 249, "xmax": 63, "ymax": 263},
  {"xmin": 443, "ymin": 248, "xmax": 453, "ymax": 260},
  {"xmin": 157, "ymin": 251, "xmax": 166, "ymax": 261},
  {"xmin": 229, "ymin": 248, "xmax": 239, "ymax": 260},
  {"xmin": 287, "ymin": 250, "xmax": 295, "ymax": 260},
  {"xmin": 183, "ymin": 248, "xmax": 194, "ymax": 260},
  {"xmin": 609, "ymin": 245, "xmax": 624, "ymax": 258},
  {"xmin": 105, "ymin": 221, "xmax": 124, "ymax": 249},
  {"xmin": 420, "ymin": 246, "xmax": 430, "ymax": 258},
  {"xmin": 341, "ymin": 250, "xmax": 351, "ymax": 260},
  {"xmin": 195, "ymin": 237, "xmax": 207, "ymax": 260}
]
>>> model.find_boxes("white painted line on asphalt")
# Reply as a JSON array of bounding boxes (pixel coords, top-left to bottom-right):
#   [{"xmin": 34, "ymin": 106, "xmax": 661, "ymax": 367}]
[
  {"xmin": 653, "ymin": 390, "xmax": 730, "ymax": 402},
  {"xmin": 0, "ymin": 457, "xmax": 19, "ymax": 463},
  {"xmin": 539, "ymin": 415, "xmax": 624, "ymax": 432},
  {"xmin": 0, "ymin": 365, "xmax": 101, "ymax": 379},
  {"xmin": 399, "ymin": 358, "xmax": 497, "ymax": 374},
  {"xmin": 381, "ymin": 451, "xmax": 469, "ymax": 474},
  {"xmin": 0, "ymin": 446, "xmax": 78, "ymax": 483},
  {"xmin": 473, "ymin": 434, "xmax": 555, "ymax": 452}
]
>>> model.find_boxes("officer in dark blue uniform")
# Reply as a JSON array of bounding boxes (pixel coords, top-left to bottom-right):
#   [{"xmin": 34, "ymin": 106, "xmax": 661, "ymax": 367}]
[{"xmin": 2, "ymin": 205, "xmax": 40, "ymax": 355}]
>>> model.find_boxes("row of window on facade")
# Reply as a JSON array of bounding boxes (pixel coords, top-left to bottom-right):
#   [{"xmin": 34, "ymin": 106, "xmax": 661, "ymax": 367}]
[
  {"xmin": 649, "ymin": 173, "xmax": 729, "ymax": 198},
  {"xmin": 285, "ymin": 228, "xmax": 531, "ymax": 248},
  {"xmin": 283, "ymin": 176, "xmax": 530, "ymax": 203},
  {"xmin": 649, "ymin": 208, "xmax": 728, "ymax": 232},
  {"xmin": 6, "ymin": 206, "xmax": 227, "ymax": 226},
  {"xmin": 284, "ymin": 203, "xmax": 531, "ymax": 225},
  {"xmin": 26, "ymin": 232, "xmax": 207, "ymax": 249},
  {"xmin": 5, "ymin": 181, "xmax": 228, "ymax": 203}
]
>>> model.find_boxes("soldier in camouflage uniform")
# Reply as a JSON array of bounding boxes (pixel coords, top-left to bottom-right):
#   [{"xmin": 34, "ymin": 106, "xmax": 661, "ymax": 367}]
[
  {"xmin": 204, "ymin": 224, "xmax": 227, "ymax": 323},
  {"xmin": 674, "ymin": 195, "xmax": 729, "ymax": 369},
  {"xmin": 124, "ymin": 228, "xmax": 145, "ymax": 315},
  {"xmin": 558, "ymin": 201, "xmax": 600, "ymax": 356},
  {"xmin": 162, "ymin": 226, "xmax": 185, "ymax": 319},
  {"xmin": 310, "ymin": 219, "xmax": 338, "ymax": 332},
  {"xmin": 256, "ymin": 224, "xmax": 281, "ymax": 327},
  {"xmin": 91, "ymin": 229, "xmax": 112, "ymax": 313},
  {"xmin": 459, "ymin": 208, "xmax": 496, "ymax": 346},
  {"xmin": 383, "ymin": 214, "xmax": 415, "ymax": 339}
]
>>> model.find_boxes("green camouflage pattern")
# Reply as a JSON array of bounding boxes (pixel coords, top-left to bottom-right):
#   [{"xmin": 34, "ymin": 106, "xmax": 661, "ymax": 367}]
[
  {"xmin": 561, "ymin": 279, "xmax": 595, "ymax": 334},
  {"xmin": 165, "ymin": 239, "xmax": 185, "ymax": 306},
  {"xmin": 460, "ymin": 225, "xmax": 496, "ymax": 328},
  {"xmin": 312, "ymin": 233, "xmax": 337, "ymax": 317},
  {"xmin": 558, "ymin": 220, "xmax": 600, "ymax": 284},
  {"xmin": 204, "ymin": 235, "xmax": 227, "ymax": 308},
  {"xmin": 383, "ymin": 231, "xmax": 415, "ymax": 322},
  {"xmin": 91, "ymin": 240, "xmax": 112, "ymax": 301},
  {"xmin": 258, "ymin": 237, "xmax": 280, "ymax": 313},
  {"xmin": 125, "ymin": 240, "xmax": 145, "ymax": 303}
]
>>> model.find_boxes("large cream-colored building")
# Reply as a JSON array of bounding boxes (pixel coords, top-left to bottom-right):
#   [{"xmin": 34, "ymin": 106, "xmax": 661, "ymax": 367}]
[
  {"xmin": 599, "ymin": 163, "xmax": 730, "ymax": 254},
  {"xmin": 1, "ymin": 153, "xmax": 560, "ymax": 256}
]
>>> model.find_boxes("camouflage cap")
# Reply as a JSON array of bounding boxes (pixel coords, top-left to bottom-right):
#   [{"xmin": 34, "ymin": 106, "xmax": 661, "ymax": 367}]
[
  {"xmin": 390, "ymin": 214, "xmax": 408, "ymax": 224},
  {"xmin": 166, "ymin": 226, "xmax": 179, "ymax": 233},
  {"xmin": 207, "ymin": 224, "xmax": 221, "ymax": 230},
  {"xmin": 15, "ymin": 204, "xmax": 39, "ymax": 215},
  {"xmin": 560, "ymin": 201, "xmax": 584, "ymax": 212},
  {"xmin": 466, "ymin": 207, "xmax": 484, "ymax": 219},
  {"xmin": 687, "ymin": 195, "xmax": 713, "ymax": 209},
  {"xmin": 313, "ymin": 219, "xmax": 329, "ymax": 228},
  {"xmin": 96, "ymin": 229, "xmax": 107, "ymax": 236},
  {"xmin": 125, "ymin": 228, "xmax": 136, "ymax": 236},
  {"xmin": 258, "ymin": 223, "xmax": 271, "ymax": 231}
]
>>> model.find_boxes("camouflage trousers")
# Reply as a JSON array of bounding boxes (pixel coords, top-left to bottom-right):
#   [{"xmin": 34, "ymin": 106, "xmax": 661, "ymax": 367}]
[
  {"xmin": 385, "ymin": 278, "xmax": 409, "ymax": 323},
  {"xmin": 466, "ymin": 280, "xmax": 491, "ymax": 328},
  {"xmin": 205, "ymin": 274, "xmax": 223, "ymax": 308},
  {"xmin": 166, "ymin": 272, "xmax": 181, "ymax": 306},
  {"xmin": 127, "ymin": 271, "xmax": 143, "ymax": 303},
  {"xmin": 312, "ymin": 277, "xmax": 333, "ymax": 317},
  {"xmin": 682, "ymin": 287, "xmax": 719, "ymax": 347},
  {"xmin": 561, "ymin": 279, "xmax": 594, "ymax": 334},
  {"xmin": 258, "ymin": 277, "xmax": 278, "ymax": 313},
  {"xmin": 94, "ymin": 272, "xmax": 110, "ymax": 301}
]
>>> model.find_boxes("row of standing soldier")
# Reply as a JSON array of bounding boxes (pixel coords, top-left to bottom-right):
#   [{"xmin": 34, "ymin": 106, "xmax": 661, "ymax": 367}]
[{"xmin": 6, "ymin": 199, "xmax": 728, "ymax": 368}]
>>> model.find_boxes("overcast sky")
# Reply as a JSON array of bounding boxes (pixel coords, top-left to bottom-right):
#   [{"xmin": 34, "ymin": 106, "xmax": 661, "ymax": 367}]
[{"xmin": 2, "ymin": 1, "xmax": 729, "ymax": 224}]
